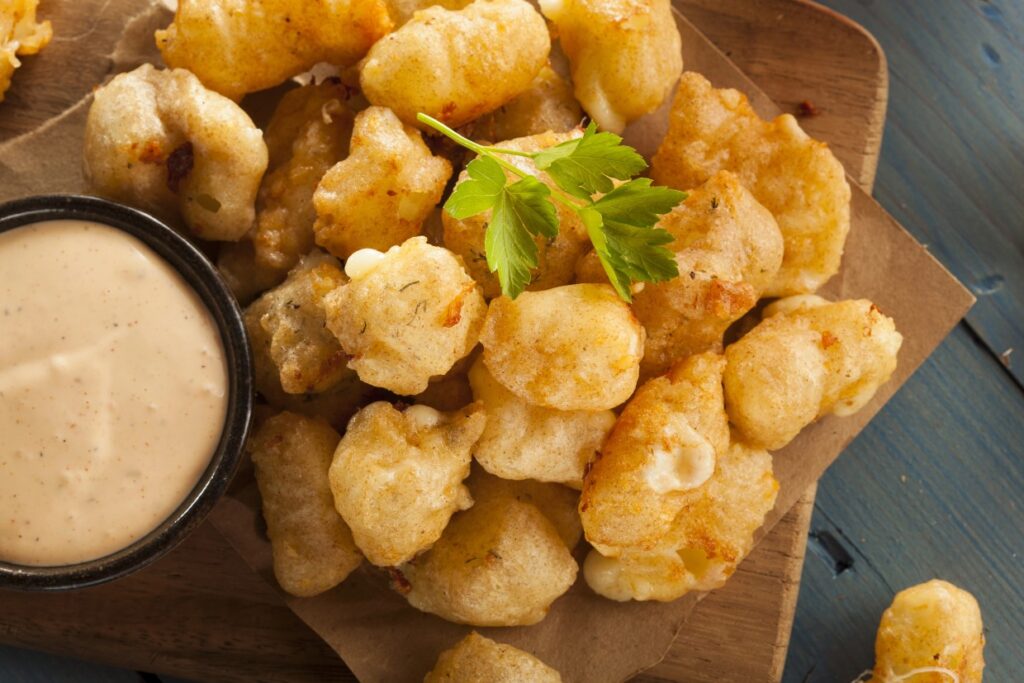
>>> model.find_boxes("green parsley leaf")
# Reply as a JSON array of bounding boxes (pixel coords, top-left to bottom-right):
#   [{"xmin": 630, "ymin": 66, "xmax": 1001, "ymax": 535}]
[
  {"xmin": 589, "ymin": 178, "xmax": 687, "ymax": 229},
  {"xmin": 444, "ymin": 156, "xmax": 506, "ymax": 219},
  {"xmin": 533, "ymin": 122, "xmax": 648, "ymax": 199},
  {"xmin": 484, "ymin": 175, "xmax": 559, "ymax": 299}
]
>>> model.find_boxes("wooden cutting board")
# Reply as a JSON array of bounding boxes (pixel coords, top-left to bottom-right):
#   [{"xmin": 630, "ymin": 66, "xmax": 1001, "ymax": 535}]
[{"xmin": 0, "ymin": 1, "xmax": 886, "ymax": 681}]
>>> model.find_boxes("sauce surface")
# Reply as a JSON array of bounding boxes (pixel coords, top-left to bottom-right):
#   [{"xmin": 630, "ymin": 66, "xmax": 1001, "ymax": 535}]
[{"xmin": 0, "ymin": 220, "xmax": 227, "ymax": 566}]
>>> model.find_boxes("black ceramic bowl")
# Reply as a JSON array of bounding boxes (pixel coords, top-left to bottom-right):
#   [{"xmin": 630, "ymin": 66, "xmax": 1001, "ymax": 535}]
[{"xmin": 0, "ymin": 195, "xmax": 252, "ymax": 591}]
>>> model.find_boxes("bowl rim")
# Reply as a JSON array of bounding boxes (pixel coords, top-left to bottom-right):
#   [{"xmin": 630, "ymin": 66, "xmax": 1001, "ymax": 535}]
[{"xmin": 0, "ymin": 194, "xmax": 253, "ymax": 591}]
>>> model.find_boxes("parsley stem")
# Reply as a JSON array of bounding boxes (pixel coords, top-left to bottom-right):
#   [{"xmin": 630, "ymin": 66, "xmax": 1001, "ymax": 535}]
[{"xmin": 418, "ymin": 112, "xmax": 585, "ymax": 213}]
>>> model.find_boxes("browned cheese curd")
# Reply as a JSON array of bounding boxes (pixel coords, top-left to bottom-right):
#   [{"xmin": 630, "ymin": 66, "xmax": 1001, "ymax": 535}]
[{"xmin": 0, "ymin": 220, "xmax": 228, "ymax": 566}]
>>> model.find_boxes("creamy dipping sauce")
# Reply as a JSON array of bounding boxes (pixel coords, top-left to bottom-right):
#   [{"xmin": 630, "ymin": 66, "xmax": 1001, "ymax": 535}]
[{"xmin": 0, "ymin": 220, "xmax": 228, "ymax": 566}]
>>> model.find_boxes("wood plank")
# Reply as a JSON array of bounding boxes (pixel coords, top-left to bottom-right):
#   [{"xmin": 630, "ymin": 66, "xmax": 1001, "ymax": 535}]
[
  {"xmin": 812, "ymin": 0, "xmax": 1024, "ymax": 386},
  {"xmin": 785, "ymin": 325, "xmax": 1024, "ymax": 682}
]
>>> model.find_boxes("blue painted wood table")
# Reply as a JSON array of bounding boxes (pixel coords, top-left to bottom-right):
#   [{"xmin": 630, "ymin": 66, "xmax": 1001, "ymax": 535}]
[{"xmin": 0, "ymin": 0, "xmax": 1020, "ymax": 681}]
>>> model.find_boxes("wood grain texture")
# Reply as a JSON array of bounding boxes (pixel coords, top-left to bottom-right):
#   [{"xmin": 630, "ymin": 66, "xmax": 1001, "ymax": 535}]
[
  {"xmin": 783, "ymin": 1, "xmax": 1024, "ymax": 681},
  {"xmin": 0, "ymin": 2, "xmax": 889, "ymax": 682}
]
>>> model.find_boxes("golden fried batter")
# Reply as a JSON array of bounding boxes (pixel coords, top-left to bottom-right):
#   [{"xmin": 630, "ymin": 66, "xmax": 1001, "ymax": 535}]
[
  {"xmin": 480, "ymin": 284, "xmax": 645, "ymax": 411},
  {"xmin": 873, "ymin": 580, "xmax": 985, "ymax": 683},
  {"xmin": 425, "ymin": 632, "xmax": 563, "ymax": 683},
  {"xmin": 360, "ymin": 0, "xmax": 550, "ymax": 127},
  {"xmin": 156, "ymin": 0, "xmax": 392, "ymax": 100},
  {"xmin": 584, "ymin": 440, "xmax": 777, "ymax": 602},
  {"xmin": 467, "ymin": 467, "xmax": 582, "ymax": 548},
  {"xmin": 314, "ymin": 106, "xmax": 452, "ymax": 259},
  {"xmin": 244, "ymin": 252, "xmax": 350, "ymax": 395},
  {"xmin": 469, "ymin": 357, "xmax": 613, "ymax": 486},
  {"xmin": 580, "ymin": 353, "xmax": 728, "ymax": 553},
  {"xmin": 0, "ymin": 0, "xmax": 51, "ymax": 102},
  {"xmin": 539, "ymin": 0, "xmax": 681, "ymax": 133},
  {"xmin": 579, "ymin": 171, "xmax": 782, "ymax": 378},
  {"xmin": 460, "ymin": 64, "xmax": 582, "ymax": 142},
  {"xmin": 254, "ymin": 81, "xmax": 354, "ymax": 273},
  {"xmin": 329, "ymin": 401, "xmax": 485, "ymax": 566},
  {"xmin": 83, "ymin": 65, "xmax": 268, "ymax": 241},
  {"xmin": 217, "ymin": 240, "xmax": 288, "ymax": 305},
  {"xmin": 652, "ymin": 72, "xmax": 851, "ymax": 296},
  {"xmin": 250, "ymin": 412, "xmax": 362, "ymax": 597},
  {"xmin": 385, "ymin": 0, "xmax": 473, "ymax": 26},
  {"xmin": 398, "ymin": 497, "xmax": 578, "ymax": 626},
  {"xmin": 443, "ymin": 129, "xmax": 590, "ymax": 299},
  {"xmin": 324, "ymin": 237, "xmax": 487, "ymax": 395},
  {"xmin": 723, "ymin": 296, "xmax": 902, "ymax": 450}
]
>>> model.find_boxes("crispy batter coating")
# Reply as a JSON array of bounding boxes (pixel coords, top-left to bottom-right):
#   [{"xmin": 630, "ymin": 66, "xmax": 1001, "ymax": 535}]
[
  {"xmin": 579, "ymin": 171, "xmax": 782, "ymax": 378},
  {"xmin": 250, "ymin": 412, "xmax": 362, "ymax": 597},
  {"xmin": 443, "ymin": 129, "xmax": 589, "ymax": 299},
  {"xmin": 539, "ymin": 0, "xmax": 681, "ymax": 133},
  {"xmin": 0, "ymin": 0, "xmax": 52, "ymax": 102},
  {"xmin": 386, "ymin": 0, "xmax": 473, "ymax": 26},
  {"xmin": 329, "ymin": 401, "xmax": 485, "ymax": 566},
  {"xmin": 244, "ymin": 252, "xmax": 350, "ymax": 395},
  {"xmin": 460, "ymin": 64, "xmax": 582, "ymax": 142},
  {"xmin": 584, "ymin": 440, "xmax": 777, "ymax": 601},
  {"xmin": 469, "ymin": 357, "xmax": 613, "ymax": 486},
  {"xmin": 217, "ymin": 240, "xmax": 287, "ymax": 305},
  {"xmin": 723, "ymin": 296, "xmax": 902, "ymax": 450},
  {"xmin": 580, "ymin": 353, "xmax": 727, "ymax": 553},
  {"xmin": 425, "ymin": 632, "xmax": 563, "ymax": 683},
  {"xmin": 254, "ymin": 81, "xmax": 354, "ymax": 273},
  {"xmin": 651, "ymin": 72, "xmax": 851, "ymax": 295},
  {"xmin": 313, "ymin": 106, "xmax": 452, "ymax": 259},
  {"xmin": 155, "ymin": 0, "xmax": 392, "ymax": 100},
  {"xmin": 398, "ymin": 497, "xmax": 578, "ymax": 626},
  {"xmin": 83, "ymin": 65, "xmax": 268, "ymax": 241},
  {"xmin": 414, "ymin": 367, "xmax": 475, "ymax": 412},
  {"xmin": 480, "ymin": 284, "xmax": 645, "ymax": 411},
  {"xmin": 873, "ymin": 580, "xmax": 985, "ymax": 683},
  {"xmin": 360, "ymin": 0, "xmax": 550, "ymax": 128},
  {"xmin": 467, "ymin": 467, "xmax": 582, "ymax": 548},
  {"xmin": 324, "ymin": 237, "xmax": 487, "ymax": 395}
]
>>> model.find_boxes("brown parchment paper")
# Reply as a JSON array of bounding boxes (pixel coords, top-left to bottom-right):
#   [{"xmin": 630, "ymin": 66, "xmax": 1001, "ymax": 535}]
[{"xmin": 0, "ymin": 2, "xmax": 974, "ymax": 682}]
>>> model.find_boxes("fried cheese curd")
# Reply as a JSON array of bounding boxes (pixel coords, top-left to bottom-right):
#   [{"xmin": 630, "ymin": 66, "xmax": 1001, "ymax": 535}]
[
  {"xmin": 329, "ymin": 401, "xmax": 486, "ymax": 567},
  {"xmin": 0, "ymin": 0, "xmax": 52, "ymax": 102},
  {"xmin": 253, "ymin": 81, "xmax": 354, "ymax": 274},
  {"xmin": 467, "ymin": 467, "xmax": 582, "ymax": 548},
  {"xmin": 385, "ymin": 0, "xmax": 472, "ymax": 26},
  {"xmin": 360, "ymin": 0, "xmax": 550, "ymax": 128},
  {"xmin": 250, "ymin": 412, "xmax": 362, "ymax": 597},
  {"xmin": 155, "ymin": 0, "xmax": 392, "ymax": 101},
  {"xmin": 468, "ymin": 357, "xmax": 613, "ymax": 486},
  {"xmin": 872, "ymin": 580, "xmax": 985, "ymax": 683},
  {"xmin": 396, "ymin": 497, "xmax": 578, "ymax": 626},
  {"xmin": 83, "ymin": 65, "xmax": 268, "ymax": 242},
  {"xmin": 217, "ymin": 240, "xmax": 288, "ymax": 305},
  {"xmin": 584, "ymin": 439, "xmax": 778, "ymax": 602},
  {"xmin": 580, "ymin": 353, "xmax": 728, "ymax": 553},
  {"xmin": 313, "ymin": 106, "xmax": 452, "ymax": 259},
  {"xmin": 443, "ymin": 129, "xmax": 590, "ymax": 299},
  {"xmin": 723, "ymin": 296, "xmax": 902, "ymax": 450},
  {"xmin": 425, "ymin": 632, "xmax": 563, "ymax": 683},
  {"xmin": 576, "ymin": 171, "xmax": 783, "ymax": 378},
  {"xmin": 324, "ymin": 237, "xmax": 487, "ymax": 395},
  {"xmin": 538, "ymin": 0, "xmax": 681, "ymax": 133},
  {"xmin": 480, "ymin": 284, "xmax": 645, "ymax": 411},
  {"xmin": 651, "ymin": 72, "xmax": 851, "ymax": 296},
  {"xmin": 460, "ymin": 64, "xmax": 582, "ymax": 142},
  {"xmin": 244, "ymin": 252, "xmax": 350, "ymax": 395}
]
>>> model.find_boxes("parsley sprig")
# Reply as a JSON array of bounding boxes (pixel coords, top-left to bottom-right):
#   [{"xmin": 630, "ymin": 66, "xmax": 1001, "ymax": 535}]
[{"xmin": 418, "ymin": 114, "xmax": 686, "ymax": 301}]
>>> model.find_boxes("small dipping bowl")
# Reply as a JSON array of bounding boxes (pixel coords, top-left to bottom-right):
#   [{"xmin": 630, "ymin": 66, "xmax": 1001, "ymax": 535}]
[{"xmin": 0, "ymin": 195, "xmax": 252, "ymax": 590}]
